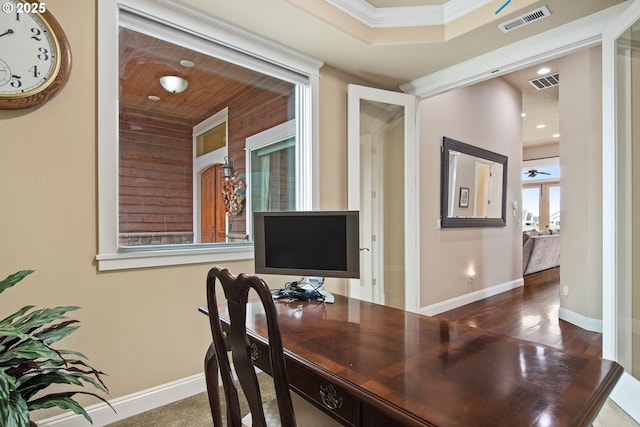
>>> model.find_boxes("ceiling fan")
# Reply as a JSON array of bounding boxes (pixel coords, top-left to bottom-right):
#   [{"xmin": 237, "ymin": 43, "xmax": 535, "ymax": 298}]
[{"xmin": 525, "ymin": 169, "xmax": 551, "ymax": 178}]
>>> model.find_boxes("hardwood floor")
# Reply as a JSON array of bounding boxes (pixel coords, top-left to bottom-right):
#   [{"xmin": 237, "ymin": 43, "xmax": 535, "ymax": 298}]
[{"xmin": 435, "ymin": 267, "xmax": 603, "ymax": 357}]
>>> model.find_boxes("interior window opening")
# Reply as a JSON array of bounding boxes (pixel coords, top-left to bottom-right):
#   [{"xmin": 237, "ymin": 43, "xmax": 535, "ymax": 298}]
[{"xmin": 117, "ymin": 23, "xmax": 299, "ymax": 248}]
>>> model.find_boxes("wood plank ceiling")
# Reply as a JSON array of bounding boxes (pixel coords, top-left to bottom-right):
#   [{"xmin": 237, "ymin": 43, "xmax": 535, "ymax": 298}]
[{"xmin": 118, "ymin": 27, "xmax": 290, "ymax": 125}]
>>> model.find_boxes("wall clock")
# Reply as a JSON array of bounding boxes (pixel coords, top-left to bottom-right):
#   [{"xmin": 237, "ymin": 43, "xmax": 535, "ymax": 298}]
[{"xmin": 0, "ymin": 0, "xmax": 71, "ymax": 109}]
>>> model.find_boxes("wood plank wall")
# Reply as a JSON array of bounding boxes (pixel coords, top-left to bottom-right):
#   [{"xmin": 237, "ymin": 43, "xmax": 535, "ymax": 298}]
[
  {"xmin": 221, "ymin": 79, "xmax": 294, "ymax": 235},
  {"xmin": 119, "ymin": 107, "xmax": 193, "ymax": 245}
]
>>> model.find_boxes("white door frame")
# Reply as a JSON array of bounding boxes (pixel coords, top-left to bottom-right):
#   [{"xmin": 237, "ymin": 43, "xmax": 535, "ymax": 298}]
[
  {"xmin": 602, "ymin": 0, "xmax": 640, "ymax": 421},
  {"xmin": 192, "ymin": 108, "xmax": 229, "ymax": 244},
  {"xmin": 347, "ymin": 84, "xmax": 419, "ymax": 313}
]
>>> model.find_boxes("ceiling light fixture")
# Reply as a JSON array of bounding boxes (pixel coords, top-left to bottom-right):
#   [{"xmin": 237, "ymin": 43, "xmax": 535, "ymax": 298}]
[
  {"xmin": 552, "ymin": 133, "xmax": 560, "ymax": 138},
  {"xmin": 536, "ymin": 124, "xmax": 546, "ymax": 129},
  {"xmin": 521, "ymin": 112, "xmax": 527, "ymax": 117},
  {"xmin": 159, "ymin": 75, "xmax": 189, "ymax": 94},
  {"xmin": 537, "ymin": 66, "xmax": 551, "ymax": 75},
  {"xmin": 180, "ymin": 59, "xmax": 195, "ymax": 68}
]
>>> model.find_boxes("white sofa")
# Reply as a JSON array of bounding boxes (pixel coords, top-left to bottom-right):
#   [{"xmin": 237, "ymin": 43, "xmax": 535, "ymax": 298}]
[{"xmin": 523, "ymin": 230, "xmax": 560, "ymax": 275}]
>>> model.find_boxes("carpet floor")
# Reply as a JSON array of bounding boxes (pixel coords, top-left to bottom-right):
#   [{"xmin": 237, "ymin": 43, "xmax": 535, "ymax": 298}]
[
  {"xmin": 105, "ymin": 373, "xmax": 275, "ymax": 427},
  {"xmin": 104, "ymin": 373, "xmax": 638, "ymax": 427}
]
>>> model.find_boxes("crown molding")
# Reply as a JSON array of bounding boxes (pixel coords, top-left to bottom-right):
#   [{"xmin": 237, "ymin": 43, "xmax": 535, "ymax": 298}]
[
  {"xmin": 325, "ymin": 0, "xmax": 495, "ymax": 28},
  {"xmin": 400, "ymin": 3, "xmax": 628, "ymax": 98}
]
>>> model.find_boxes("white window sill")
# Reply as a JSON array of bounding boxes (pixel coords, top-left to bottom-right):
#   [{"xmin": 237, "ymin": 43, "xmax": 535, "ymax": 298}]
[{"xmin": 96, "ymin": 244, "xmax": 254, "ymax": 271}]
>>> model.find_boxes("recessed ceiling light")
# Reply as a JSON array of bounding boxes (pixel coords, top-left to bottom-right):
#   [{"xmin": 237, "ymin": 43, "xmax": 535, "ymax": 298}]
[
  {"xmin": 552, "ymin": 133, "xmax": 560, "ymax": 138},
  {"xmin": 180, "ymin": 59, "xmax": 195, "ymax": 68},
  {"xmin": 537, "ymin": 67, "xmax": 551, "ymax": 75},
  {"xmin": 148, "ymin": 95, "xmax": 160, "ymax": 101},
  {"xmin": 521, "ymin": 112, "xmax": 527, "ymax": 117},
  {"xmin": 536, "ymin": 124, "xmax": 546, "ymax": 129}
]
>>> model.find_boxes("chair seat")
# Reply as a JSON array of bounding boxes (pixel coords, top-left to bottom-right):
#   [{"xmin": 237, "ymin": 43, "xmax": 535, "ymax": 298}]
[{"xmin": 242, "ymin": 392, "xmax": 343, "ymax": 427}]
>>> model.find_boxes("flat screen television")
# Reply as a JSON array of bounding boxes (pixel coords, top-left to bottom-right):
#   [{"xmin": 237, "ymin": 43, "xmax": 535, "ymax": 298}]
[{"xmin": 253, "ymin": 211, "xmax": 360, "ymax": 279}]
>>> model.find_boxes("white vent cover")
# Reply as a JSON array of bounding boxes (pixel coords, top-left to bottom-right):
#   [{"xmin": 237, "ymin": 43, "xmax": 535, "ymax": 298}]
[
  {"xmin": 498, "ymin": 6, "xmax": 551, "ymax": 33},
  {"xmin": 529, "ymin": 73, "xmax": 559, "ymax": 90}
]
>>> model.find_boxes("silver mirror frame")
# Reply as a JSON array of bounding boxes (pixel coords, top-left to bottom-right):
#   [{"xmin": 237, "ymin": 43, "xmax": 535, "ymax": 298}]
[{"xmin": 440, "ymin": 136, "xmax": 508, "ymax": 228}]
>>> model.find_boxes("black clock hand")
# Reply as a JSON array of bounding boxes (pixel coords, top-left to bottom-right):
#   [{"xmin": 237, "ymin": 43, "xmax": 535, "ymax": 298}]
[{"xmin": 0, "ymin": 29, "xmax": 14, "ymax": 37}]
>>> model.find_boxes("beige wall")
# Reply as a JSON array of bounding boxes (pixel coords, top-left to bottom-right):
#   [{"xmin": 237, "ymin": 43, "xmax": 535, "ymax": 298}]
[
  {"xmin": 383, "ymin": 118, "xmax": 406, "ymax": 309},
  {"xmin": 419, "ymin": 78, "xmax": 523, "ymax": 306},
  {"xmin": 558, "ymin": 47, "xmax": 603, "ymax": 319}
]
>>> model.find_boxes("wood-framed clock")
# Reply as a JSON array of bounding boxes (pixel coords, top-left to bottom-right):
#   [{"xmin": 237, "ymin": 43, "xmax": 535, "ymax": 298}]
[{"xmin": 0, "ymin": 0, "xmax": 71, "ymax": 109}]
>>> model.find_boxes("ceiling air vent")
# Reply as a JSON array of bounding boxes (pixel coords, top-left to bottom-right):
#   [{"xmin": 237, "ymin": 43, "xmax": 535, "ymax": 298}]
[
  {"xmin": 498, "ymin": 6, "xmax": 551, "ymax": 33},
  {"xmin": 529, "ymin": 73, "xmax": 559, "ymax": 90}
]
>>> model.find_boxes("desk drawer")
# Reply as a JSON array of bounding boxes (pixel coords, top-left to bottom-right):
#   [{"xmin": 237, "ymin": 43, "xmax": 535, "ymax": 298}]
[
  {"xmin": 223, "ymin": 327, "xmax": 358, "ymax": 425},
  {"xmin": 361, "ymin": 404, "xmax": 407, "ymax": 427},
  {"xmin": 286, "ymin": 361, "xmax": 358, "ymax": 426}
]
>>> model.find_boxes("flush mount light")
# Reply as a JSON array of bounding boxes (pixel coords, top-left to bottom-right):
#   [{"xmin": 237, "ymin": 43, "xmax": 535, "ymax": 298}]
[
  {"xmin": 552, "ymin": 133, "xmax": 560, "ymax": 138},
  {"xmin": 521, "ymin": 112, "xmax": 527, "ymax": 117},
  {"xmin": 147, "ymin": 95, "xmax": 160, "ymax": 101},
  {"xmin": 536, "ymin": 124, "xmax": 546, "ymax": 129},
  {"xmin": 537, "ymin": 66, "xmax": 551, "ymax": 75},
  {"xmin": 159, "ymin": 75, "xmax": 189, "ymax": 94},
  {"xmin": 180, "ymin": 59, "xmax": 195, "ymax": 68}
]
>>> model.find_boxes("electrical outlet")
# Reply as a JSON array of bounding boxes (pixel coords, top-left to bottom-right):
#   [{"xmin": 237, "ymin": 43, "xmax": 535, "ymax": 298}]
[{"xmin": 562, "ymin": 286, "xmax": 569, "ymax": 297}]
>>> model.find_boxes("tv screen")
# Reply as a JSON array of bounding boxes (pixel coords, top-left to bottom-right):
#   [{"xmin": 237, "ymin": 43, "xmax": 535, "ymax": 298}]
[{"xmin": 254, "ymin": 211, "xmax": 360, "ymax": 279}]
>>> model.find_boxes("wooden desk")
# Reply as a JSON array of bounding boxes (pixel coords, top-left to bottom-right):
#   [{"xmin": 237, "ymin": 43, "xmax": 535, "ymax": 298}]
[{"xmin": 200, "ymin": 294, "xmax": 622, "ymax": 426}]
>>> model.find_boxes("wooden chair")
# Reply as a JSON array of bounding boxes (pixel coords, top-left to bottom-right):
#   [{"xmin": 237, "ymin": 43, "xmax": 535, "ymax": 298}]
[{"xmin": 205, "ymin": 266, "xmax": 342, "ymax": 427}]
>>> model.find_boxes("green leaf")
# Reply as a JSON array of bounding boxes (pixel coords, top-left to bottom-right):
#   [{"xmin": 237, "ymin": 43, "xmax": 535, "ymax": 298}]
[
  {"xmin": 0, "ymin": 369, "xmax": 17, "ymax": 422},
  {"xmin": 65, "ymin": 371, "xmax": 108, "ymax": 394},
  {"xmin": 0, "ymin": 324, "xmax": 30, "ymax": 353},
  {"xmin": 7, "ymin": 393, "xmax": 29, "ymax": 427},
  {"xmin": 0, "ymin": 270, "xmax": 111, "ymax": 424},
  {"xmin": 13, "ymin": 306, "xmax": 80, "ymax": 334},
  {"xmin": 0, "ymin": 340, "xmax": 62, "ymax": 366},
  {"xmin": 27, "ymin": 391, "xmax": 114, "ymax": 424},
  {"xmin": 17, "ymin": 371, "xmax": 82, "ymax": 401},
  {"xmin": 1, "ymin": 388, "xmax": 30, "ymax": 427},
  {"xmin": 58, "ymin": 349, "xmax": 90, "ymax": 360},
  {"xmin": 0, "ymin": 306, "xmax": 36, "ymax": 329},
  {"xmin": 0, "ymin": 270, "xmax": 34, "ymax": 296},
  {"xmin": 35, "ymin": 321, "xmax": 80, "ymax": 345}
]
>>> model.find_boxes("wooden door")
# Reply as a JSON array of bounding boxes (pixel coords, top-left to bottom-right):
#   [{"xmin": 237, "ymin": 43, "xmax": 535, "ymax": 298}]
[{"xmin": 201, "ymin": 164, "xmax": 226, "ymax": 243}]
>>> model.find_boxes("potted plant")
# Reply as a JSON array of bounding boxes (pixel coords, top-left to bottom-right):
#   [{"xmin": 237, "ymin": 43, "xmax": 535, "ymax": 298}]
[{"xmin": 0, "ymin": 270, "xmax": 112, "ymax": 427}]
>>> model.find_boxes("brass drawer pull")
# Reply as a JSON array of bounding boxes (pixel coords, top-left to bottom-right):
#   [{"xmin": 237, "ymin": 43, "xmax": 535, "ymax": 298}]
[
  {"xmin": 250, "ymin": 343, "xmax": 262, "ymax": 361},
  {"xmin": 320, "ymin": 384, "xmax": 343, "ymax": 410}
]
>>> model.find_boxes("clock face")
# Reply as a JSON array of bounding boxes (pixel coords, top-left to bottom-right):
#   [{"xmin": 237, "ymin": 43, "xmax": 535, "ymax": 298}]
[{"xmin": 0, "ymin": 0, "xmax": 61, "ymax": 98}]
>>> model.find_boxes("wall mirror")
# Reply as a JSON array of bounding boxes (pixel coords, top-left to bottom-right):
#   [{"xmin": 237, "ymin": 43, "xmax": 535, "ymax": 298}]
[{"xmin": 441, "ymin": 136, "xmax": 508, "ymax": 228}]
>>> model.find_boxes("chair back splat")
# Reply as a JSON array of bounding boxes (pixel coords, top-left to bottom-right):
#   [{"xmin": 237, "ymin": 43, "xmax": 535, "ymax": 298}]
[{"xmin": 206, "ymin": 266, "xmax": 296, "ymax": 427}]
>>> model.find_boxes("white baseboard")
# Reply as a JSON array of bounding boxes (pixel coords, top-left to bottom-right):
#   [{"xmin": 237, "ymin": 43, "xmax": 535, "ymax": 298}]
[
  {"xmin": 35, "ymin": 373, "xmax": 207, "ymax": 427},
  {"xmin": 558, "ymin": 306, "xmax": 603, "ymax": 333},
  {"xmin": 419, "ymin": 278, "xmax": 524, "ymax": 316},
  {"xmin": 610, "ymin": 372, "xmax": 640, "ymax": 423}
]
